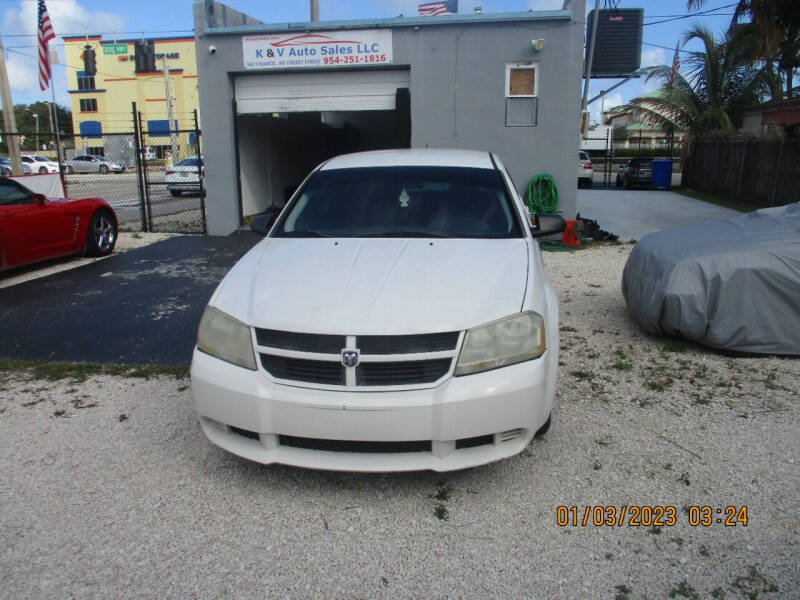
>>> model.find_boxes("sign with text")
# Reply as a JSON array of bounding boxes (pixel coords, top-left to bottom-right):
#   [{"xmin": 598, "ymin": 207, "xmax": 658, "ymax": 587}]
[
  {"xmin": 243, "ymin": 30, "xmax": 393, "ymax": 70},
  {"xmin": 103, "ymin": 43, "xmax": 128, "ymax": 55}
]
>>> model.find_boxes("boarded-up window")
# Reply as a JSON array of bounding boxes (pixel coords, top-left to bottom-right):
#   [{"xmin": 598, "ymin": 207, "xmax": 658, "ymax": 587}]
[{"xmin": 509, "ymin": 68, "xmax": 535, "ymax": 96}]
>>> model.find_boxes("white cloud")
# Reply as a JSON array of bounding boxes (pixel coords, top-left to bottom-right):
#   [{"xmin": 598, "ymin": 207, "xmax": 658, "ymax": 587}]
[
  {"xmin": 589, "ymin": 92, "xmax": 622, "ymax": 124},
  {"xmin": 641, "ymin": 47, "xmax": 666, "ymax": 68},
  {"xmin": 528, "ymin": 0, "xmax": 566, "ymax": 9},
  {"xmin": 1, "ymin": 1, "xmax": 125, "ymax": 105}
]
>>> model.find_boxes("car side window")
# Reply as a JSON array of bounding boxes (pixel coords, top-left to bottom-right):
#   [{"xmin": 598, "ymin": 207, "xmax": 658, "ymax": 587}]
[{"xmin": 0, "ymin": 182, "xmax": 33, "ymax": 206}]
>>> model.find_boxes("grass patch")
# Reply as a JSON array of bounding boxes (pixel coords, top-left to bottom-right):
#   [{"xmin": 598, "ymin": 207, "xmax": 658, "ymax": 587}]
[
  {"xmin": 674, "ymin": 187, "xmax": 754, "ymax": 214},
  {"xmin": 434, "ymin": 504, "xmax": 449, "ymax": 521},
  {"xmin": 0, "ymin": 359, "xmax": 188, "ymax": 383},
  {"xmin": 669, "ymin": 580, "xmax": 699, "ymax": 600},
  {"xmin": 613, "ymin": 360, "xmax": 633, "ymax": 371},
  {"xmin": 570, "ymin": 369, "xmax": 595, "ymax": 381}
]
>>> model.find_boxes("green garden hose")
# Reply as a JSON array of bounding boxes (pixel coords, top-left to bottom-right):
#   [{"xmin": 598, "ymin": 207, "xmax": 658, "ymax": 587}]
[{"xmin": 524, "ymin": 173, "xmax": 559, "ymax": 215}]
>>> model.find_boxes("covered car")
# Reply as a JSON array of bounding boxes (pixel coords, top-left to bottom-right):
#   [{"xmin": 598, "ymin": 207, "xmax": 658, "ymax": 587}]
[{"xmin": 622, "ymin": 203, "xmax": 800, "ymax": 355}]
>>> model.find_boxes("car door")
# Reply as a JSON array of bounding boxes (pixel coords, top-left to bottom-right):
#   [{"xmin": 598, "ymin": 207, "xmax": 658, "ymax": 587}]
[{"xmin": 0, "ymin": 180, "xmax": 78, "ymax": 267}]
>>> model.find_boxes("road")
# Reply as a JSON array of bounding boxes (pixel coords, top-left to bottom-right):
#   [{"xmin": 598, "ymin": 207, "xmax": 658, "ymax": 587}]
[{"xmin": 64, "ymin": 172, "xmax": 203, "ymax": 227}]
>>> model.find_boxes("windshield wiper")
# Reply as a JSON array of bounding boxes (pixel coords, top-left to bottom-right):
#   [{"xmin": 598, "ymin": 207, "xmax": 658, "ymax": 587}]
[{"xmin": 279, "ymin": 230, "xmax": 334, "ymax": 237}]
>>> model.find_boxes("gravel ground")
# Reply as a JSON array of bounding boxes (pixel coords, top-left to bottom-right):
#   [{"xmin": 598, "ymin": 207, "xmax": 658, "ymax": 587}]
[{"xmin": 1, "ymin": 243, "xmax": 797, "ymax": 599}]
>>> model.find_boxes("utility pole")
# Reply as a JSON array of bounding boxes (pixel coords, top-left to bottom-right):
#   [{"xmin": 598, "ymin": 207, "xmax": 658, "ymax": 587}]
[
  {"xmin": 0, "ymin": 33, "xmax": 23, "ymax": 174},
  {"xmin": 580, "ymin": 0, "xmax": 601, "ymax": 126},
  {"xmin": 310, "ymin": 0, "xmax": 319, "ymax": 22},
  {"xmin": 162, "ymin": 56, "xmax": 179, "ymax": 163}
]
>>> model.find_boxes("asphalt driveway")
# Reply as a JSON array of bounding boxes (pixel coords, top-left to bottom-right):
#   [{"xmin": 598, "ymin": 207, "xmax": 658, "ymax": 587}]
[
  {"xmin": 577, "ymin": 188, "xmax": 742, "ymax": 241},
  {"xmin": 0, "ymin": 232, "xmax": 262, "ymax": 366}
]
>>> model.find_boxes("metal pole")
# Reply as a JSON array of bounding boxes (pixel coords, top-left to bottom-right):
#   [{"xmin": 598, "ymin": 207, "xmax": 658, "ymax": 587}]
[
  {"xmin": 580, "ymin": 0, "xmax": 601, "ymax": 118},
  {"xmin": 138, "ymin": 110, "xmax": 154, "ymax": 232},
  {"xmin": 194, "ymin": 109, "xmax": 207, "ymax": 234},
  {"xmin": 132, "ymin": 101, "xmax": 148, "ymax": 232},
  {"xmin": 162, "ymin": 57, "xmax": 179, "ymax": 163},
  {"xmin": 310, "ymin": 0, "xmax": 319, "ymax": 22}
]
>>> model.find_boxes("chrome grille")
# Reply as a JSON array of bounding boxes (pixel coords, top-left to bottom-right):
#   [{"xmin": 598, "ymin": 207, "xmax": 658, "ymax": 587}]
[{"xmin": 254, "ymin": 329, "xmax": 460, "ymax": 389}]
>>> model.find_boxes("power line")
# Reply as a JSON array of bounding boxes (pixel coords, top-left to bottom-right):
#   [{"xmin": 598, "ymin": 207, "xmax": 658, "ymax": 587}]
[
  {"xmin": 643, "ymin": 3, "xmax": 737, "ymax": 26},
  {"xmin": 2, "ymin": 29, "xmax": 194, "ymax": 38}
]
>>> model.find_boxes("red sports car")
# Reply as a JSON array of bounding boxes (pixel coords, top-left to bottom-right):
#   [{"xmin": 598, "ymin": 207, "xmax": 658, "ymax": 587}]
[{"xmin": 0, "ymin": 177, "xmax": 118, "ymax": 272}]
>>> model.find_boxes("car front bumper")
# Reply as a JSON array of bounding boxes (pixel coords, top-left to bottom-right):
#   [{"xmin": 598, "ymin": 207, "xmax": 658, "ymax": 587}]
[{"xmin": 191, "ymin": 348, "xmax": 554, "ymax": 472}]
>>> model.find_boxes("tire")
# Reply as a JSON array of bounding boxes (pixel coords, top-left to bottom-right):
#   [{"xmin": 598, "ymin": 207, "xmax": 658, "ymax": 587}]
[
  {"xmin": 39, "ymin": 166, "xmax": 48, "ymax": 174},
  {"xmin": 99, "ymin": 164, "xmax": 109, "ymax": 174},
  {"xmin": 535, "ymin": 414, "xmax": 551, "ymax": 438},
  {"xmin": 170, "ymin": 189, "xmax": 182, "ymax": 197},
  {"xmin": 85, "ymin": 210, "xmax": 117, "ymax": 257},
  {"xmin": 67, "ymin": 166, "xmax": 75, "ymax": 174},
  {"xmin": 615, "ymin": 176, "xmax": 622, "ymax": 187}
]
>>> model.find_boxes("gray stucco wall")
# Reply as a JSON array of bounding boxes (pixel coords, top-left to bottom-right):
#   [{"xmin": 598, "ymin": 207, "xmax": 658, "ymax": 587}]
[{"xmin": 194, "ymin": 5, "xmax": 584, "ymax": 235}]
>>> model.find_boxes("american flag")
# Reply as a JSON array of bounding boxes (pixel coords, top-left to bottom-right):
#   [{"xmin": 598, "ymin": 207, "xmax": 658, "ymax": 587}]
[
  {"xmin": 667, "ymin": 41, "xmax": 681, "ymax": 86},
  {"xmin": 418, "ymin": 0, "xmax": 458, "ymax": 16},
  {"xmin": 37, "ymin": 0, "xmax": 56, "ymax": 91}
]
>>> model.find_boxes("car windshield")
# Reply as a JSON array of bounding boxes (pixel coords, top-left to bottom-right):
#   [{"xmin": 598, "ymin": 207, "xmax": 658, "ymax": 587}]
[
  {"xmin": 274, "ymin": 166, "xmax": 522, "ymax": 239},
  {"xmin": 32, "ymin": 156, "xmax": 50, "ymax": 162},
  {"xmin": 176, "ymin": 158, "xmax": 200, "ymax": 167}
]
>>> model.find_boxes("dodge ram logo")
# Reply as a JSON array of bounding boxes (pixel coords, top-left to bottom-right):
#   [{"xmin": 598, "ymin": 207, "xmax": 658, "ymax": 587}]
[{"xmin": 342, "ymin": 350, "xmax": 359, "ymax": 368}]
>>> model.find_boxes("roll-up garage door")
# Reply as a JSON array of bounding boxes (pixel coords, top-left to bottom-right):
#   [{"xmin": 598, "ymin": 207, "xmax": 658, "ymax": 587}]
[{"xmin": 234, "ymin": 69, "xmax": 411, "ymax": 114}]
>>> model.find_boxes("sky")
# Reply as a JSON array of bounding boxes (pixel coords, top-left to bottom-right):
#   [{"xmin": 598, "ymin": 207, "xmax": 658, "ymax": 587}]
[{"xmin": 1, "ymin": 0, "xmax": 738, "ymax": 124}]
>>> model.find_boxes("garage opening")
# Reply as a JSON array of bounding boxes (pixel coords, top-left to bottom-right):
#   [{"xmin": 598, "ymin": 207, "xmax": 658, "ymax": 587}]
[{"xmin": 234, "ymin": 69, "xmax": 411, "ymax": 220}]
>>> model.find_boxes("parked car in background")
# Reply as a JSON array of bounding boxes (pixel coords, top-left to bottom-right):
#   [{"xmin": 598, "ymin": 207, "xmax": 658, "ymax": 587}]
[
  {"xmin": 64, "ymin": 155, "xmax": 125, "ymax": 174},
  {"xmin": 0, "ymin": 157, "xmax": 32, "ymax": 175},
  {"xmin": 22, "ymin": 155, "xmax": 60, "ymax": 174},
  {"xmin": 165, "ymin": 157, "xmax": 204, "ymax": 196},
  {"xmin": 616, "ymin": 157, "xmax": 653, "ymax": 188},
  {"xmin": 0, "ymin": 176, "xmax": 117, "ymax": 271},
  {"xmin": 578, "ymin": 151, "xmax": 593, "ymax": 188},
  {"xmin": 191, "ymin": 148, "xmax": 566, "ymax": 472}
]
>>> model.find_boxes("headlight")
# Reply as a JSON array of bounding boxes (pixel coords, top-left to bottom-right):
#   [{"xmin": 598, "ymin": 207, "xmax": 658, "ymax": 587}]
[
  {"xmin": 196, "ymin": 306, "xmax": 257, "ymax": 370},
  {"xmin": 455, "ymin": 311, "xmax": 546, "ymax": 376}
]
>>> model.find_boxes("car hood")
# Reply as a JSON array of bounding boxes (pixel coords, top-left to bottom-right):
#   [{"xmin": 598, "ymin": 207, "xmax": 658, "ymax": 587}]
[{"xmin": 212, "ymin": 238, "xmax": 530, "ymax": 335}]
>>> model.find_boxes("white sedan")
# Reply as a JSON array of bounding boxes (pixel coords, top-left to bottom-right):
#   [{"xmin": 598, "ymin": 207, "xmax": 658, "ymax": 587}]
[
  {"xmin": 165, "ymin": 157, "xmax": 204, "ymax": 196},
  {"xmin": 191, "ymin": 149, "xmax": 564, "ymax": 472},
  {"xmin": 22, "ymin": 155, "xmax": 60, "ymax": 174}
]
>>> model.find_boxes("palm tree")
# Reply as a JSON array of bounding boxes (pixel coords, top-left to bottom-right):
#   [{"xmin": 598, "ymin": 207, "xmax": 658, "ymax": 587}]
[
  {"xmin": 687, "ymin": 0, "xmax": 799, "ymax": 98},
  {"xmin": 620, "ymin": 25, "xmax": 768, "ymax": 135}
]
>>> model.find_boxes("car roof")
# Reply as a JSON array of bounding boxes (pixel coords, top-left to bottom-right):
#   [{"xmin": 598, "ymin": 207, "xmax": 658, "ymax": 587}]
[{"xmin": 320, "ymin": 149, "xmax": 496, "ymax": 171}]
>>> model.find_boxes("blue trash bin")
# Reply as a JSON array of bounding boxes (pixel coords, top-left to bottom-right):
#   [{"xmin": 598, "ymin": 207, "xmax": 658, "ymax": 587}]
[{"xmin": 651, "ymin": 159, "xmax": 673, "ymax": 190}]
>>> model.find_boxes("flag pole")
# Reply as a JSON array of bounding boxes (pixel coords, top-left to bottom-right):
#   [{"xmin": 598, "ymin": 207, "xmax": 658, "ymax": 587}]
[{"xmin": 49, "ymin": 57, "xmax": 65, "ymax": 195}]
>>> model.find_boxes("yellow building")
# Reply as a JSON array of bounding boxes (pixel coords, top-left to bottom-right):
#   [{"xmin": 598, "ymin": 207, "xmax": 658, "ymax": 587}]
[{"xmin": 63, "ymin": 35, "xmax": 199, "ymax": 159}]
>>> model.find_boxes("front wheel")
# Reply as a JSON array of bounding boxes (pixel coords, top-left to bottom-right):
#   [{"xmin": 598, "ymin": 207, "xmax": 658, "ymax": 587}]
[
  {"xmin": 39, "ymin": 166, "xmax": 48, "ymax": 174},
  {"xmin": 99, "ymin": 164, "xmax": 109, "ymax": 174},
  {"xmin": 534, "ymin": 414, "xmax": 551, "ymax": 438},
  {"xmin": 67, "ymin": 166, "xmax": 75, "ymax": 174},
  {"xmin": 86, "ymin": 210, "xmax": 117, "ymax": 256},
  {"xmin": 169, "ymin": 189, "xmax": 182, "ymax": 197}
]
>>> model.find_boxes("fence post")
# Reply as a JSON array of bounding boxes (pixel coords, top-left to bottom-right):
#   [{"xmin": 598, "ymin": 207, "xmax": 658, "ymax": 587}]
[
  {"xmin": 194, "ymin": 109, "xmax": 207, "ymax": 234},
  {"xmin": 735, "ymin": 138, "xmax": 747, "ymax": 202},
  {"xmin": 770, "ymin": 137, "xmax": 785, "ymax": 207},
  {"xmin": 131, "ymin": 102, "xmax": 148, "ymax": 232},
  {"xmin": 137, "ymin": 111, "xmax": 154, "ymax": 232}
]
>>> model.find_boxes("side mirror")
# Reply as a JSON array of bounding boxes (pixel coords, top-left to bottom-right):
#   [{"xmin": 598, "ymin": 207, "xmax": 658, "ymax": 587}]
[
  {"xmin": 249, "ymin": 207, "xmax": 280, "ymax": 236},
  {"xmin": 32, "ymin": 193, "xmax": 46, "ymax": 206},
  {"xmin": 530, "ymin": 213, "xmax": 566, "ymax": 238}
]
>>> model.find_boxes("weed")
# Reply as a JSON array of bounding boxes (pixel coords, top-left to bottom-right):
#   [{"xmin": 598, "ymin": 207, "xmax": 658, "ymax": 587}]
[
  {"xmin": 53, "ymin": 409, "xmax": 67, "ymax": 417},
  {"xmin": 433, "ymin": 486, "xmax": 450, "ymax": 502},
  {"xmin": 669, "ymin": 580, "xmax": 699, "ymax": 599},
  {"xmin": 678, "ymin": 472, "xmax": 691, "ymax": 486},
  {"xmin": 118, "ymin": 414, "xmax": 128, "ymax": 422},
  {"xmin": 732, "ymin": 566, "xmax": 778, "ymax": 597},
  {"xmin": 588, "ymin": 283, "xmax": 603, "ymax": 288},
  {"xmin": 613, "ymin": 360, "xmax": 633, "ymax": 371},
  {"xmin": 650, "ymin": 526, "xmax": 663, "ymax": 535},
  {"xmin": 645, "ymin": 373, "xmax": 674, "ymax": 391},
  {"xmin": 595, "ymin": 435, "xmax": 612, "ymax": 446},
  {"xmin": 662, "ymin": 342, "xmax": 684, "ymax": 354},
  {"xmin": 592, "ymin": 459, "xmax": 602, "ymax": 471},
  {"xmin": 672, "ymin": 537, "xmax": 684, "ymax": 547},
  {"xmin": 587, "ymin": 350, "xmax": 599, "ymax": 359},
  {"xmin": 691, "ymin": 392, "xmax": 711, "ymax": 406},
  {"xmin": 614, "ymin": 584, "xmax": 631, "ymax": 600},
  {"xmin": 614, "ymin": 347, "xmax": 627, "ymax": 359},
  {"xmin": 132, "ymin": 232, "xmax": 142, "ymax": 239},
  {"xmin": 699, "ymin": 545, "xmax": 710, "ymax": 557},
  {"xmin": 604, "ymin": 552, "xmax": 613, "ymax": 560},
  {"xmin": 710, "ymin": 588, "xmax": 726, "ymax": 599},
  {"xmin": 434, "ymin": 504, "xmax": 449, "ymax": 521},
  {"xmin": 560, "ymin": 325, "xmax": 578, "ymax": 333},
  {"xmin": 570, "ymin": 370, "xmax": 595, "ymax": 381},
  {"xmin": 558, "ymin": 360, "xmax": 566, "ymax": 366},
  {"xmin": 177, "ymin": 384, "xmax": 190, "ymax": 392}
]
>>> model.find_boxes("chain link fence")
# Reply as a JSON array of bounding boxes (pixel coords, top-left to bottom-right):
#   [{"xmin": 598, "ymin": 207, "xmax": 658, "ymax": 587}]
[{"xmin": 0, "ymin": 108, "xmax": 206, "ymax": 234}]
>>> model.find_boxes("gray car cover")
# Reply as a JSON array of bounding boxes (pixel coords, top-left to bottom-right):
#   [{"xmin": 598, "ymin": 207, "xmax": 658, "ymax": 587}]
[{"xmin": 622, "ymin": 203, "xmax": 800, "ymax": 355}]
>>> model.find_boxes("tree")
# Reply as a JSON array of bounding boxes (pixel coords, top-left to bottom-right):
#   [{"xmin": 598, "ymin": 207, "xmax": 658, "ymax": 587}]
[
  {"xmin": 0, "ymin": 102, "xmax": 71, "ymax": 153},
  {"xmin": 687, "ymin": 0, "xmax": 800, "ymax": 98},
  {"xmin": 622, "ymin": 25, "xmax": 769, "ymax": 135},
  {"xmin": 612, "ymin": 125, "xmax": 629, "ymax": 142}
]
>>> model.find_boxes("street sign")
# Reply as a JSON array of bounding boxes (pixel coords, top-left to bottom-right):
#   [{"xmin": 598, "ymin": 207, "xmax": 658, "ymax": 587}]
[{"xmin": 103, "ymin": 44, "xmax": 128, "ymax": 55}]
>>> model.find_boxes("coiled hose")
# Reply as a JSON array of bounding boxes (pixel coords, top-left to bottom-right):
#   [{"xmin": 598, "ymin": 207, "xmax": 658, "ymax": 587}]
[{"xmin": 524, "ymin": 173, "xmax": 558, "ymax": 216}]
